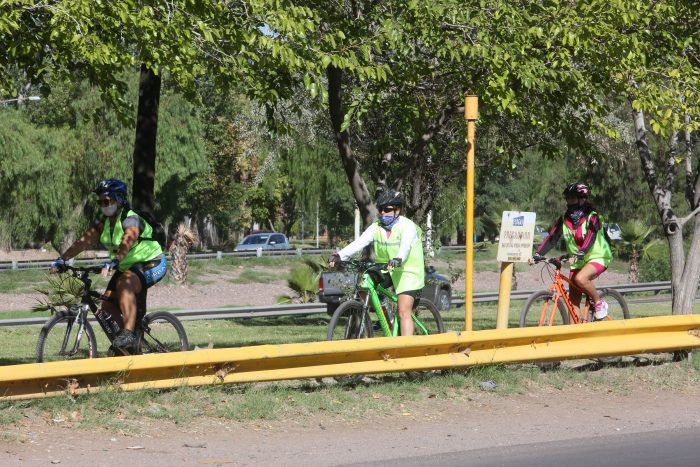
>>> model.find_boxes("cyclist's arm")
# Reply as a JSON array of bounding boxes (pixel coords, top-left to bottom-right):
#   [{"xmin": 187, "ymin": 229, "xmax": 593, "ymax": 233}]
[
  {"xmin": 61, "ymin": 224, "xmax": 101, "ymax": 260},
  {"xmin": 114, "ymin": 215, "xmax": 141, "ymax": 262},
  {"xmin": 577, "ymin": 213, "xmax": 601, "ymax": 256},
  {"xmin": 395, "ymin": 218, "xmax": 418, "ymax": 264},
  {"xmin": 336, "ymin": 224, "xmax": 377, "ymax": 260},
  {"xmin": 535, "ymin": 217, "xmax": 563, "ymax": 256}
]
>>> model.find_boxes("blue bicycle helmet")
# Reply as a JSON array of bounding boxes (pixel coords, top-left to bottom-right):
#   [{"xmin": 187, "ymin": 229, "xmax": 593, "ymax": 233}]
[{"xmin": 94, "ymin": 178, "xmax": 128, "ymax": 205}]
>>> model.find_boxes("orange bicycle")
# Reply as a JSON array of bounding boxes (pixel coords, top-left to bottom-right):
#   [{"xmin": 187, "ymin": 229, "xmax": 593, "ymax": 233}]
[{"xmin": 520, "ymin": 254, "xmax": 629, "ymax": 328}]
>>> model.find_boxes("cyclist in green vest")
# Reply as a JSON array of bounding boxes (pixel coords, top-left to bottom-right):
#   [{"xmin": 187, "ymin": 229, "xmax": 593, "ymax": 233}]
[
  {"xmin": 531, "ymin": 182, "xmax": 613, "ymax": 320},
  {"xmin": 329, "ymin": 190, "xmax": 425, "ymax": 336},
  {"xmin": 50, "ymin": 179, "xmax": 167, "ymax": 353}
]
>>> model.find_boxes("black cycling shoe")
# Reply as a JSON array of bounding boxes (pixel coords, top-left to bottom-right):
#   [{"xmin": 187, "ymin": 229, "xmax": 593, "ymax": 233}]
[{"xmin": 112, "ymin": 329, "xmax": 138, "ymax": 355}]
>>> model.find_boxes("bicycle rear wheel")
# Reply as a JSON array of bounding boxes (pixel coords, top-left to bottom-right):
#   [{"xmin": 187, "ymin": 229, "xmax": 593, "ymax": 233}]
[
  {"xmin": 139, "ymin": 311, "xmax": 189, "ymax": 353},
  {"xmin": 36, "ymin": 311, "xmax": 97, "ymax": 362},
  {"xmin": 412, "ymin": 298, "xmax": 445, "ymax": 335},
  {"xmin": 520, "ymin": 290, "xmax": 570, "ymax": 327},
  {"xmin": 586, "ymin": 288, "xmax": 630, "ymax": 322}
]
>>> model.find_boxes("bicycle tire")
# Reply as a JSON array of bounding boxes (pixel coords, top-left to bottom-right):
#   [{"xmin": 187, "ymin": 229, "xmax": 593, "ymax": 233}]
[
  {"xmin": 412, "ymin": 298, "xmax": 445, "ymax": 335},
  {"xmin": 36, "ymin": 311, "xmax": 97, "ymax": 362},
  {"xmin": 139, "ymin": 311, "xmax": 189, "ymax": 354},
  {"xmin": 590, "ymin": 288, "xmax": 630, "ymax": 321},
  {"xmin": 520, "ymin": 290, "xmax": 570, "ymax": 328},
  {"xmin": 326, "ymin": 300, "xmax": 373, "ymax": 384},
  {"xmin": 327, "ymin": 300, "xmax": 374, "ymax": 341}
]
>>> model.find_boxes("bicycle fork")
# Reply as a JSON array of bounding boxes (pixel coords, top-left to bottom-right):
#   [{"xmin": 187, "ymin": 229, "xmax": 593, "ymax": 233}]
[{"xmin": 60, "ymin": 305, "xmax": 89, "ymax": 356}]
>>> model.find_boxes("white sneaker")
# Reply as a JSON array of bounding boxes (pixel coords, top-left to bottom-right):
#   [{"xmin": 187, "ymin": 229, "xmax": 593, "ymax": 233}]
[{"xmin": 593, "ymin": 300, "xmax": 608, "ymax": 320}]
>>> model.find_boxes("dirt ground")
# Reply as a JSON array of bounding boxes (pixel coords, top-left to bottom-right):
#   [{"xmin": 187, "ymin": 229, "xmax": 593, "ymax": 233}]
[
  {"xmin": 0, "ymin": 249, "xmax": 629, "ymax": 313},
  {"xmin": 1, "ymin": 385, "xmax": 698, "ymax": 466},
  {"xmin": 3, "ymin": 249, "xmax": 673, "ymax": 467}
]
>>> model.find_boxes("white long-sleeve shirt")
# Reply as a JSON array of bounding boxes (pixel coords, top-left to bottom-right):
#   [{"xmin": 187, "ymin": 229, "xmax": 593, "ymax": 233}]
[{"xmin": 336, "ymin": 217, "xmax": 418, "ymax": 265}]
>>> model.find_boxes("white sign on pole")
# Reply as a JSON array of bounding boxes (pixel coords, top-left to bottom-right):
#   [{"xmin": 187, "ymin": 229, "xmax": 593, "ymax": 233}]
[{"xmin": 497, "ymin": 211, "xmax": 536, "ymax": 263}]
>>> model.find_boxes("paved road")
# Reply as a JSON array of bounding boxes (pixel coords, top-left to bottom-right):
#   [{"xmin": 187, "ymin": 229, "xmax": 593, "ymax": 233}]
[{"xmin": 354, "ymin": 427, "xmax": 700, "ymax": 467}]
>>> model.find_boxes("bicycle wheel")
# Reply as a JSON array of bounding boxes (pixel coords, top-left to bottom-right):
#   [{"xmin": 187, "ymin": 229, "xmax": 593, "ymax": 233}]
[
  {"xmin": 520, "ymin": 290, "xmax": 570, "ymax": 327},
  {"xmin": 326, "ymin": 300, "xmax": 373, "ymax": 384},
  {"xmin": 139, "ymin": 311, "xmax": 189, "ymax": 353},
  {"xmin": 327, "ymin": 300, "xmax": 374, "ymax": 341},
  {"xmin": 36, "ymin": 311, "xmax": 97, "ymax": 362},
  {"xmin": 412, "ymin": 298, "xmax": 445, "ymax": 335},
  {"xmin": 587, "ymin": 288, "xmax": 630, "ymax": 322}
]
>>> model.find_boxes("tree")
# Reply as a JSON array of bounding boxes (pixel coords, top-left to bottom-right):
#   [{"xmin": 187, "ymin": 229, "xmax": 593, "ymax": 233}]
[{"xmin": 616, "ymin": 221, "xmax": 659, "ymax": 283}]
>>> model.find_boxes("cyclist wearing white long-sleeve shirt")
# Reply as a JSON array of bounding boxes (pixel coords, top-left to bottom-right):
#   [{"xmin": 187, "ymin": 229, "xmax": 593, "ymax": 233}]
[{"xmin": 329, "ymin": 190, "xmax": 424, "ymax": 336}]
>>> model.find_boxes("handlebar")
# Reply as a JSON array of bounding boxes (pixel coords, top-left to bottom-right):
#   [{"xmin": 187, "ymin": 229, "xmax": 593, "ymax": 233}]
[
  {"xmin": 54, "ymin": 263, "xmax": 103, "ymax": 277},
  {"xmin": 333, "ymin": 259, "xmax": 390, "ymax": 273},
  {"xmin": 531, "ymin": 254, "xmax": 574, "ymax": 269}
]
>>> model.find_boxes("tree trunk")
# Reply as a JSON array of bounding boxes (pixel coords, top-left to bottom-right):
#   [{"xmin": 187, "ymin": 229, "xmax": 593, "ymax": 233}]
[
  {"xmin": 326, "ymin": 65, "xmax": 374, "ymax": 228},
  {"xmin": 630, "ymin": 104, "xmax": 700, "ymax": 314},
  {"xmin": 131, "ymin": 64, "xmax": 161, "ymax": 216},
  {"xmin": 628, "ymin": 252, "xmax": 639, "ymax": 284}
]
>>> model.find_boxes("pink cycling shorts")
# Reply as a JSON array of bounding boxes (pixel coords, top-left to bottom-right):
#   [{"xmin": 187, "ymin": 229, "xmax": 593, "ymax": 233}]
[{"xmin": 569, "ymin": 260, "xmax": 607, "ymax": 280}]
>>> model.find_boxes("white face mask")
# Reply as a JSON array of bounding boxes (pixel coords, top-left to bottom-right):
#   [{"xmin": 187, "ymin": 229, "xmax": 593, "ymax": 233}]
[{"xmin": 101, "ymin": 204, "xmax": 118, "ymax": 217}]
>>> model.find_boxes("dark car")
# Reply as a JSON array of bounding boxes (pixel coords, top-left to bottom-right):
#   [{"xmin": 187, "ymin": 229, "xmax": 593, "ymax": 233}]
[
  {"xmin": 318, "ymin": 265, "xmax": 452, "ymax": 315},
  {"xmin": 234, "ymin": 232, "xmax": 290, "ymax": 252}
]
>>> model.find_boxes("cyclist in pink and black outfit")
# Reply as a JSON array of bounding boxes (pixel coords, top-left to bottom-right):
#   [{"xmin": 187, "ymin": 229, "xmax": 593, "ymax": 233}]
[{"xmin": 531, "ymin": 182, "xmax": 613, "ymax": 320}]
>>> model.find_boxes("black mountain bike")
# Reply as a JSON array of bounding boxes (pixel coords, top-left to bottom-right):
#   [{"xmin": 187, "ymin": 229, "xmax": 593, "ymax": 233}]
[{"xmin": 36, "ymin": 264, "xmax": 188, "ymax": 362}]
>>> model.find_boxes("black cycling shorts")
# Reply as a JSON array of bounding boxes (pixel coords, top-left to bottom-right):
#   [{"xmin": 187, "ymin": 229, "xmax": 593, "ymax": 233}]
[{"xmin": 106, "ymin": 255, "xmax": 167, "ymax": 292}]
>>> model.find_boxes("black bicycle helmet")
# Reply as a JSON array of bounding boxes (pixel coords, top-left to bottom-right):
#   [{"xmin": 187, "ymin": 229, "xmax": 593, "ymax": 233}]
[
  {"xmin": 94, "ymin": 178, "xmax": 128, "ymax": 205},
  {"xmin": 376, "ymin": 190, "xmax": 403, "ymax": 209},
  {"xmin": 562, "ymin": 182, "xmax": 590, "ymax": 198}
]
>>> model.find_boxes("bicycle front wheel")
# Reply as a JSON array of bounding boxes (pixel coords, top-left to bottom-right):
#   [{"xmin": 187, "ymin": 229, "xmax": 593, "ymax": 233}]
[
  {"xmin": 520, "ymin": 291, "xmax": 570, "ymax": 327},
  {"xmin": 327, "ymin": 300, "xmax": 374, "ymax": 341},
  {"xmin": 139, "ymin": 311, "xmax": 189, "ymax": 353},
  {"xmin": 412, "ymin": 298, "xmax": 445, "ymax": 335},
  {"xmin": 36, "ymin": 312, "xmax": 97, "ymax": 362}
]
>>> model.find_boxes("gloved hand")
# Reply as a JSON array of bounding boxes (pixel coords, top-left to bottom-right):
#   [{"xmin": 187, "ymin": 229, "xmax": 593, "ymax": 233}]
[
  {"xmin": 388, "ymin": 258, "xmax": 402, "ymax": 269},
  {"xmin": 50, "ymin": 257, "xmax": 66, "ymax": 273},
  {"xmin": 328, "ymin": 254, "xmax": 341, "ymax": 268},
  {"xmin": 101, "ymin": 259, "xmax": 120, "ymax": 277}
]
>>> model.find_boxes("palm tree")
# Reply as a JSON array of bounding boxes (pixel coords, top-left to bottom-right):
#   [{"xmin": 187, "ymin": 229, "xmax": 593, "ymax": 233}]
[
  {"xmin": 615, "ymin": 220, "xmax": 659, "ymax": 283},
  {"xmin": 169, "ymin": 223, "xmax": 197, "ymax": 286},
  {"xmin": 278, "ymin": 256, "xmax": 328, "ymax": 303}
]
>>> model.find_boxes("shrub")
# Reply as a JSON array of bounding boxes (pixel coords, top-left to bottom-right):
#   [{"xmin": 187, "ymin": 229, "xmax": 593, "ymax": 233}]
[{"xmin": 639, "ymin": 251, "xmax": 671, "ymax": 282}]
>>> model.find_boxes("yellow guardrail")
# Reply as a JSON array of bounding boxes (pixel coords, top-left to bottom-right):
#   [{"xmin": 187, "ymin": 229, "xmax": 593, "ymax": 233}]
[{"xmin": 1, "ymin": 315, "xmax": 699, "ymax": 400}]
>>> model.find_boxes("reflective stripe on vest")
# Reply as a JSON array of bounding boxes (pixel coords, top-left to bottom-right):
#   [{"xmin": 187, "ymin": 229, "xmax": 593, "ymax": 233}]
[
  {"xmin": 99, "ymin": 208, "xmax": 163, "ymax": 271},
  {"xmin": 561, "ymin": 211, "xmax": 612, "ymax": 269},
  {"xmin": 372, "ymin": 217, "xmax": 425, "ymax": 294}
]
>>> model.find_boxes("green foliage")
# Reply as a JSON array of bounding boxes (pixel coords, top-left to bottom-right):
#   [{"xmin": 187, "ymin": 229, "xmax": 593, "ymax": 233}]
[{"xmin": 639, "ymin": 252, "xmax": 672, "ymax": 283}]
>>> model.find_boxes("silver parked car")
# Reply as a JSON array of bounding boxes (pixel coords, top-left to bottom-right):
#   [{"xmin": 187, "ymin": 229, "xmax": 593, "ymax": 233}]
[{"xmin": 234, "ymin": 232, "xmax": 290, "ymax": 251}]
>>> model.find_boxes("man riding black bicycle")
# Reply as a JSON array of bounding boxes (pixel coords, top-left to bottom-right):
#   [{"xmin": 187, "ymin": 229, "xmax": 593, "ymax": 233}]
[
  {"xmin": 50, "ymin": 179, "xmax": 167, "ymax": 354},
  {"xmin": 329, "ymin": 190, "xmax": 424, "ymax": 336}
]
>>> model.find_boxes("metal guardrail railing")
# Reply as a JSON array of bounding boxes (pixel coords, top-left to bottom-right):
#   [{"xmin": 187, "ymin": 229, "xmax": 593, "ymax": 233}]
[
  {"xmin": 2, "ymin": 282, "xmax": 695, "ymax": 328},
  {"xmin": 2, "ymin": 314, "xmax": 699, "ymax": 400},
  {"xmin": 0, "ymin": 245, "xmax": 466, "ymax": 270}
]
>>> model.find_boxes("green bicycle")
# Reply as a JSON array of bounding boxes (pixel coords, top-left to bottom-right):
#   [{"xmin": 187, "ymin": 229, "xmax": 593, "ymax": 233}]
[{"xmin": 326, "ymin": 260, "xmax": 445, "ymax": 342}]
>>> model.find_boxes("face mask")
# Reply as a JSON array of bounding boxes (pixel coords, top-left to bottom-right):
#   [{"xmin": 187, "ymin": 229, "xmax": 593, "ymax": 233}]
[
  {"xmin": 379, "ymin": 214, "xmax": 399, "ymax": 229},
  {"xmin": 101, "ymin": 204, "xmax": 118, "ymax": 217}
]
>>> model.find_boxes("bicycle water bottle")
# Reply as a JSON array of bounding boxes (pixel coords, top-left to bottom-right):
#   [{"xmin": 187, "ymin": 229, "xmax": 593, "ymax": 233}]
[{"xmin": 94, "ymin": 307, "xmax": 121, "ymax": 338}]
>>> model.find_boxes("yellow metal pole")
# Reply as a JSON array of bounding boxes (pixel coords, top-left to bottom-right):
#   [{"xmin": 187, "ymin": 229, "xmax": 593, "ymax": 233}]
[
  {"xmin": 496, "ymin": 262, "xmax": 513, "ymax": 329},
  {"xmin": 464, "ymin": 96, "xmax": 478, "ymax": 331}
]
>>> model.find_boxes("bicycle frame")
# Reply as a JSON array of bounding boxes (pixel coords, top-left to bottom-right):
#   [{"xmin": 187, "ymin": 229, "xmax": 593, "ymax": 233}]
[
  {"xmin": 352, "ymin": 265, "xmax": 431, "ymax": 337},
  {"xmin": 540, "ymin": 264, "xmax": 594, "ymax": 325}
]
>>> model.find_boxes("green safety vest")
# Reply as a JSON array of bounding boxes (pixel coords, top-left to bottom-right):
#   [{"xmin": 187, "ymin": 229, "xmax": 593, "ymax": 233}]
[
  {"xmin": 99, "ymin": 208, "xmax": 163, "ymax": 271},
  {"xmin": 373, "ymin": 217, "xmax": 425, "ymax": 294},
  {"xmin": 561, "ymin": 211, "xmax": 612, "ymax": 269}
]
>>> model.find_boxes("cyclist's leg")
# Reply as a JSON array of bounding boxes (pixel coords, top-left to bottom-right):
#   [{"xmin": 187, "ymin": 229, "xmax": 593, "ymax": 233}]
[
  {"xmin": 568, "ymin": 269, "xmax": 583, "ymax": 310},
  {"xmin": 570, "ymin": 262, "xmax": 604, "ymax": 302},
  {"xmin": 397, "ymin": 292, "xmax": 417, "ymax": 336},
  {"xmin": 114, "ymin": 271, "xmax": 143, "ymax": 331}
]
